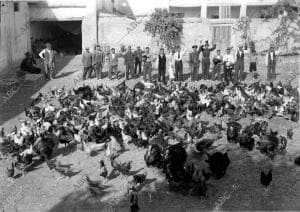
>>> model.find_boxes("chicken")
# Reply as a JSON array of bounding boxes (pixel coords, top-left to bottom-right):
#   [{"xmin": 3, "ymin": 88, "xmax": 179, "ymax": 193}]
[
  {"xmin": 6, "ymin": 161, "xmax": 15, "ymax": 180},
  {"xmin": 133, "ymin": 172, "xmax": 147, "ymax": 186},
  {"xmin": 195, "ymin": 138, "xmax": 215, "ymax": 152},
  {"xmin": 226, "ymin": 122, "xmax": 242, "ymax": 143},
  {"xmin": 260, "ymin": 169, "xmax": 272, "ymax": 187},
  {"xmin": 99, "ymin": 160, "xmax": 108, "ymax": 181},
  {"xmin": 206, "ymin": 151, "xmax": 230, "ymax": 180},
  {"xmin": 294, "ymin": 156, "xmax": 300, "ymax": 166},
  {"xmin": 81, "ymin": 140, "xmax": 106, "ymax": 156},
  {"xmin": 86, "ymin": 175, "xmax": 106, "ymax": 197},
  {"xmin": 110, "ymin": 155, "xmax": 132, "ymax": 175},
  {"xmin": 129, "ymin": 187, "xmax": 140, "ymax": 212},
  {"xmin": 287, "ymin": 127, "xmax": 293, "ymax": 140},
  {"xmin": 105, "ymin": 136, "xmax": 123, "ymax": 157}
]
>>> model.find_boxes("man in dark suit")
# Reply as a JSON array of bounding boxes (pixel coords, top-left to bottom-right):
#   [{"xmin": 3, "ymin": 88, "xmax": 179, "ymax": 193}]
[
  {"xmin": 189, "ymin": 44, "xmax": 201, "ymax": 81},
  {"xmin": 124, "ymin": 46, "xmax": 135, "ymax": 80},
  {"xmin": 265, "ymin": 44, "xmax": 279, "ymax": 81},
  {"xmin": 200, "ymin": 41, "xmax": 216, "ymax": 80},
  {"xmin": 134, "ymin": 46, "xmax": 143, "ymax": 75},
  {"xmin": 81, "ymin": 47, "xmax": 93, "ymax": 80},
  {"xmin": 92, "ymin": 45, "xmax": 105, "ymax": 79},
  {"xmin": 235, "ymin": 44, "xmax": 249, "ymax": 82},
  {"xmin": 158, "ymin": 48, "xmax": 166, "ymax": 84}
]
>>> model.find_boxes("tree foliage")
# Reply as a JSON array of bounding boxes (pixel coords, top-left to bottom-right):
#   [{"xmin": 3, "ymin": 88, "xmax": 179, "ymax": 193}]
[
  {"xmin": 144, "ymin": 8, "xmax": 183, "ymax": 50},
  {"xmin": 264, "ymin": 0, "xmax": 300, "ymax": 49},
  {"xmin": 233, "ymin": 16, "xmax": 255, "ymax": 52}
]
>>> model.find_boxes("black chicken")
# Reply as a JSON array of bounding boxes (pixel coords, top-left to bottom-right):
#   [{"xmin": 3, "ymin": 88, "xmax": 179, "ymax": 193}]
[
  {"xmin": 133, "ymin": 172, "xmax": 147, "ymax": 186},
  {"xmin": 6, "ymin": 161, "xmax": 15, "ymax": 179},
  {"xmin": 195, "ymin": 138, "xmax": 215, "ymax": 152},
  {"xmin": 206, "ymin": 151, "xmax": 230, "ymax": 179},
  {"xmin": 129, "ymin": 187, "xmax": 140, "ymax": 212},
  {"xmin": 227, "ymin": 122, "xmax": 242, "ymax": 143},
  {"xmin": 294, "ymin": 156, "xmax": 300, "ymax": 166},
  {"xmin": 260, "ymin": 169, "xmax": 272, "ymax": 187}
]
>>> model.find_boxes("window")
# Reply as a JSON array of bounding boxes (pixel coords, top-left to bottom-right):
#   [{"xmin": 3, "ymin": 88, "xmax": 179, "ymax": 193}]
[
  {"xmin": 207, "ymin": 6, "xmax": 219, "ymax": 19},
  {"xmin": 230, "ymin": 6, "xmax": 240, "ymax": 18},
  {"xmin": 14, "ymin": 2, "xmax": 19, "ymax": 12},
  {"xmin": 247, "ymin": 6, "xmax": 272, "ymax": 18},
  {"xmin": 169, "ymin": 6, "xmax": 201, "ymax": 18}
]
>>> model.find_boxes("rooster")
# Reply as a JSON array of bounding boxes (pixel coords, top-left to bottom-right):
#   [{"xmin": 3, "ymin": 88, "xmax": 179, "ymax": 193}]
[
  {"xmin": 260, "ymin": 169, "xmax": 272, "ymax": 187},
  {"xmin": 110, "ymin": 155, "xmax": 132, "ymax": 176},
  {"xmin": 46, "ymin": 159, "xmax": 78, "ymax": 178}
]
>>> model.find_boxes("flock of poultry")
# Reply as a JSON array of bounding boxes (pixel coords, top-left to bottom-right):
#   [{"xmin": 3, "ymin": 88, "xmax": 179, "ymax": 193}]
[{"xmin": 0, "ymin": 79, "xmax": 299, "ymax": 208}]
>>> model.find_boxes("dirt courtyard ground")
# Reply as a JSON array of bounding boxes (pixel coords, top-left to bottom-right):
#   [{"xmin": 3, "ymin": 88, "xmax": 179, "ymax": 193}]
[{"xmin": 0, "ymin": 54, "xmax": 299, "ymax": 212}]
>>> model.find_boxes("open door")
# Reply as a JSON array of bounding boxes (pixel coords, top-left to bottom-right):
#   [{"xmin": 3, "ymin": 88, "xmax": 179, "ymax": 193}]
[{"xmin": 211, "ymin": 25, "xmax": 231, "ymax": 54}]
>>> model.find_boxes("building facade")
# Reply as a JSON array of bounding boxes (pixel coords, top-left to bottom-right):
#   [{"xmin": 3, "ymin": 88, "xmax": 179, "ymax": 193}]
[{"xmin": 0, "ymin": 0, "xmax": 294, "ymax": 75}]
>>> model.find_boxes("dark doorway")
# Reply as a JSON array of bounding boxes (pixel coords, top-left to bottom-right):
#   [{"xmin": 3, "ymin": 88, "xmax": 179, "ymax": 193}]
[{"xmin": 30, "ymin": 20, "xmax": 82, "ymax": 57}]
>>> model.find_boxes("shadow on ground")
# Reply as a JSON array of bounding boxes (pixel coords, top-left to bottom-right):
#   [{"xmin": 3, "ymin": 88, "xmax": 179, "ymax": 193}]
[{"xmin": 0, "ymin": 56, "xmax": 75, "ymax": 126}]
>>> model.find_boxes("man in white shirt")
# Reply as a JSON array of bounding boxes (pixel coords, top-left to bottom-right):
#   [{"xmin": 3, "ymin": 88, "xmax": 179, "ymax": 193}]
[
  {"xmin": 174, "ymin": 46, "xmax": 185, "ymax": 81},
  {"xmin": 142, "ymin": 47, "xmax": 156, "ymax": 82},
  {"xmin": 265, "ymin": 44, "xmax": 279, "ymax": 81},
  {"xmin": 223, "ymin": 47, "xmax": 235, "ymax": 85},
  {"xmin": 39, "ymin": 43, "xmax": 56, "ymax": 80}
]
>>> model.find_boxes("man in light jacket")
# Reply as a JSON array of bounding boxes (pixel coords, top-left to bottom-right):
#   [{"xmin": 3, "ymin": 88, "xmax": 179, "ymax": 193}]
[{"xmin": 39, "ymin": 43, "xmax": 56, "ymax": 80}]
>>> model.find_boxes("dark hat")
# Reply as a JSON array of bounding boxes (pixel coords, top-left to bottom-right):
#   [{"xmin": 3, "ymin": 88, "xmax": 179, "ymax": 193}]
[
  {"xmin": 24, "ymin": 52, "xmax": 30, "ymax": 56},
  {"xmin": 85, "ymin": 47, "xmax": 89, "ymax": 50},
  {"xmin": 226, "ymin": 47, "xmax": 231, "ymax": 50},
  {"xmin": 192, "ymin": 45, "xmax": 198, "ymax": 49}
]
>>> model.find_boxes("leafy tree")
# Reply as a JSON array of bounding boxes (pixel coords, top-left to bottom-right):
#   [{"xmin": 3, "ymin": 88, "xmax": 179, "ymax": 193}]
[
  {"xmin": 144, "ymin": 8, "xmax": 183, "ymax": 50},
  {"xmin": 233, "ymin": 16, "xmax": 256, "ymax": 52},
  {"xmin": 263, "ymin": 0, "xmax": 300, "ymax": 49}
]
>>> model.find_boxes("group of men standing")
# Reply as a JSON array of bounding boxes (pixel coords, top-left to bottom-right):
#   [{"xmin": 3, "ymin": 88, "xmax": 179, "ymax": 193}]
[
  {"xmin": 80, "ymin": 42, "xmax": 279, "ymax": 85},
  {"xmin": 20, "ymin": 41, "xmax": 278, "ymax": 84},
  {"xmin": 81, "ymin": 45, "xmax": 148, "ymax": 81}
]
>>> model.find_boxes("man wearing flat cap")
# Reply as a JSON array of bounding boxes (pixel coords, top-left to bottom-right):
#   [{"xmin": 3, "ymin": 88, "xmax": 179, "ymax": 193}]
[
  {"xmin": 81, "ymin": 47, "xmax": 93, "ymax": 80},
  {"xmin": 189, "ymin": 42, "xmax": 202, "ymax": 81}
]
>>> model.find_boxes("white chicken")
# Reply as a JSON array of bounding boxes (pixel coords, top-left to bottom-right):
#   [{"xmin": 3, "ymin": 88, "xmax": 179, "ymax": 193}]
[{"xmin": 105, "ymin": 136, "xmax": 122, "ymax": 157}]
